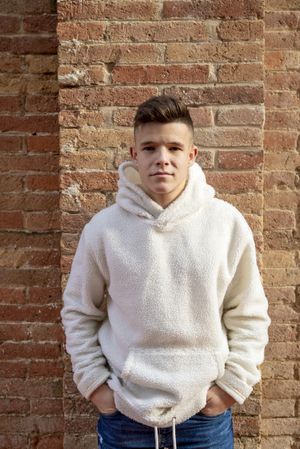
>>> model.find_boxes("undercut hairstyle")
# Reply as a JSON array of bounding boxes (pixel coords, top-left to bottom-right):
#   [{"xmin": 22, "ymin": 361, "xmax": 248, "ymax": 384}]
[{"xmin": 134, "ymin": 95, "xmax": 194, "ymax": 135}]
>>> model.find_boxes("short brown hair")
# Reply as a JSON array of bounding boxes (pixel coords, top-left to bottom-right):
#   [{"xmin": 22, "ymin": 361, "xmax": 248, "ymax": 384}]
[{"xmin": 134, "ymin": 95, "xmax": 194, "ymax": 134}]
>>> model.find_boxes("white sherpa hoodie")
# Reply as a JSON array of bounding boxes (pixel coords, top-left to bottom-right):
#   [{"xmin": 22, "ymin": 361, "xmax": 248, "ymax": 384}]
[{"xmin": 61, "ymin": 161, "xmax": 270, "ymax": 428}]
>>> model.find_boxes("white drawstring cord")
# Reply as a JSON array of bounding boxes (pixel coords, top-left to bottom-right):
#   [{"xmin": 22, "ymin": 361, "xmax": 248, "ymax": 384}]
[
  {"xmin": 172, "ymin": 416, "xmax": 177, "ymax": 449},
  {"xmin": 154, "ymin": 417, "xmax": 177, "ymax": 449},
  {"xmin": 154, "ymin": 425, "xmax": 159, "ymax": 449}
]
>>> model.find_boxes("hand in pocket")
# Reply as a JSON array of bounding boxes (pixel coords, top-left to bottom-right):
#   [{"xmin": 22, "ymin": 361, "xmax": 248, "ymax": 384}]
[
  {"xmin": 90, "ymin": 382, "xmax": 117, "ymax": 414},
  {"xmin": 200, "ymin": 385, "xmax": 236, "ymax": 416}
]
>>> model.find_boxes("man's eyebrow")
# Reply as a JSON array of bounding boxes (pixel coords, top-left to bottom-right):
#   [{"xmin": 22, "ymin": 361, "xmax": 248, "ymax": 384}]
[{"xmin": 140, "ymin": 141, "xmax": 184, "ymax": 147}]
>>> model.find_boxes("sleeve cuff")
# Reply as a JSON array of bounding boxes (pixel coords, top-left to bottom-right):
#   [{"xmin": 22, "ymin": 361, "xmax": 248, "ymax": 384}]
[
  {"xmin": 77, "ymin": 368, "xmax": 112, "ymax": 400},
  {"xmin": 215, "ymin": 369, "xmax": 253, "ymax": 405}
]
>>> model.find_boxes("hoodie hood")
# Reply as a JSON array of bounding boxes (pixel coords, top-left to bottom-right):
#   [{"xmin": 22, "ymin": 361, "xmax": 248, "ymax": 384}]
[{"xmin": 116, "ymin": 160, "xmax": 215, "ymax": 231}]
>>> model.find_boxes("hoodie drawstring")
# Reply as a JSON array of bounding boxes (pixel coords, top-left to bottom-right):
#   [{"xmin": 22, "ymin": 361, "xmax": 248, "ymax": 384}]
[
  {"xmin": 172, "ymin": 416, "xmax": 177, "ymax": 449},
  {"xmin": 154, "ymin": 417, "xmax": 177, "ymax": 449}
]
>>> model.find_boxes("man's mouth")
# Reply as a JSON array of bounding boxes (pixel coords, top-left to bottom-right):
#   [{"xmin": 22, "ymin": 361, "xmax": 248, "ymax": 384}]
[{"xmin": 150, "ymin": 172, "xmax": 173, "ymax": 176}]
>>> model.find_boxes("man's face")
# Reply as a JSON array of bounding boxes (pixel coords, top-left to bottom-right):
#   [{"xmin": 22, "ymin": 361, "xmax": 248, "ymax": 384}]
[{"xmin": 130, "ymin": 122, "xmax": 198, "ymax": 208}]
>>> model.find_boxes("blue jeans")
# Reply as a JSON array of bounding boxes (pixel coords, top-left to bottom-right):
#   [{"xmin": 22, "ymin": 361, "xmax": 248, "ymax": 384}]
[{"xmin": 97, "ymin": 408, "xmax": 234, "ymax": 449}]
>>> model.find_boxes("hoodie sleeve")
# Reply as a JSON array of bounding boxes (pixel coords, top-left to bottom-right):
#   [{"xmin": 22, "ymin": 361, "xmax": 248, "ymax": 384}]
[
  {"xmin": 215, "ymin": 221, "xmax": 271, "ymax": 404},
  {"xmin": 61, "ymin": 223, "xmax": 111, "ymax": 399}
]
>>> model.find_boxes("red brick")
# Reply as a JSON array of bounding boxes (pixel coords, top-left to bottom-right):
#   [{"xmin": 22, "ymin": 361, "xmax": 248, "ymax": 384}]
[
  {"xmin": 0, "ymin": 193, "xmax": 59, "ymax": 211},
  {"xmin": 0, "ymin": 342, "xmax": 61, "ymax": 360},
  {"xmin": 29, "ymin": 360, "xmax": 64, "ymax": 378},
  {"xmin": 162, "ymin": 0, "xmax": 263, "ymax": 19},
  {"xmin": 264, "ymin": 152, "xmax": 299, "ymax": 171},
  {"xmin": 24, "ymin": 211, "xmax": 60, "ymax": 231},
  {"xmin": 59, "ymin": 42, "xmax": 164, "ymax": 65},
  {"xmin": 166, "ymin": 42, "xmax": 262, "ymax": 63},
  {"xmin": 25, "ymin": 95, "xmax": 58, "ymax": 113},
  {"xmin": 59, "ymin": 110, "xmax": 108, "ymax": 128},
  {"xmin": 58, "ymin": 1, "xmax": 160, "ymax": 21},
  {"xmin": 0, "ymin": 435, "xmax": 29, "ymax": 449},
  {"xmin": 26, "ymin": 135, "xmax": 59, "ymax": 153},
  {"xmin": 106, "ymin": 21, "xmax": 207, "ymax": 42},
  {"xmin": 264, "ymin": 172, "xmax": 296, "ymax": 191},
  {"xmin": 0, "ymin": 15, "xmax": 21, "ymax": 33},
  {"xmin": 2, "ymin": 248, "xmax": 60, "ymax": 269},
  {"xmin": 265, "ymin": 111, "xmax": 300, "ymax": 130},
  {"xmin": 164, "ymin": 85, "xmax": 264, "ymax": 105},
  {"xmin": 0, "ymin": 287, "xmax": 25, "ymax": 305},
  {"xmin": 268, "ymin": 294, "xmax": 298, "ymax": 313},
  {"xmin": 0, "ymin": 232, "xmax": 60, "ymax": 249},
  {"xmin": 233, "ymin": 415, "xmax": 260, "ymax": 436},
  {"xmin": 0, "ymin": 323, "xmax": 30, "ymax": 341},
  {"xmin": 58, "ymin": 65, "xmax": 106, "ymax": 87},
  {"xmin": 31, "ymin": 398, "xmax": 63, "ymax": 415},
  {"xmin": 0, "ymin": 96, "xmax": 22, "ymax": 113},
  {"xmin": 57, "ymin": 21, "xmax": 105, "ymax": 41},
  {"xmin": 264, "ymin": 131, "xmax": 298, "ymax": 152},
  {"xmin": 206, "ymin": 172, "xmax": 262, "ymax": 193},
  {"xmin": 265, "ymin": 31, "xmax": 300, "ymax": 50},
  {"xmin": 0, "ymin": 304, "xmax": 61, "ymax": 322},
  {"xmin": 60, "ymin": 151, "xmax": 107, "ymax": 170},
  {"xmin": 263, "ymin": 286, "xmax": 295, "ymax": 305},
  {"xmin": 25, "ymin": 174, "xmax": 59, "ymax": 191},
  {"xmin": 112, "ymin": 64, "xmax": 210, "ymax": 85},
  {"xmin": 265, "ymin": 71, "xmax": 300, "ymax": 90},
  {"xmin": 0, "ymin": 361, "xmax": 27, "ymax": 378},
  {"xmin": 265, "ymin": 50, "xmax": 300, "ymax": 70},
  {"xmin": 0, "ymin": 267, "xmax": 60, "ymax": 288},
  {"xmin": 59, "ymin": 86, "xmax": 158, "ymax": 108},
  {"xmin": 195, "ymin": 127, "xmax": 262, "ymax": 147},
  {"xmin": 268, "ymin": 324, "xmax": 297, "ymax": 342},
  {"xmin": 12, "ymin": 35, "xmax": 57, "ymax": 54},
  {"xmin": 0, "ymin": 211, "xmax": 23, "ymax": 229},
  {"xmin": 36, "ymin": 435, "xmax": 64, "ymax": 449},
  {"xmin": 217, "ymin": 20, "xmax": 264, "ymax": 40},
  {"xmin": 0, "ymin": 135, "xmax": 22, "ymax": 152},
  {"xmin": 60, "ymin": 213, "xmax": 91, "ymax": 233},
  {"xmin": 189, "ymin": 108, "xmax": 213, "ymax": 127},
  {"xmin": 217, "ymin": 63, "xmax": 263, "ymax": 82},
  {"xmin": 0, "ymin": 55, "xmax": 23, "ymax": 73},
  {"xmin": 23, "ymin": 14, "xmax": 57, "ymax": 33},
  {"xmin": 26, "ymin": 77, "xmax": 58, "ymax": 95},
  {"xmin": 265, "ymin": 91, "xmax": 300, "ymax": 108},
  {"xmin": 0, "ymin": 398, "xmax": 29, "ymax": 414},
  {"xmin": 218, "ymin": 151, "xmax": 263, "ymax": 170},
  {"xmin": 261, "ymin": 399, "xmax": 296, "ymax": 417},
  {"xmin": 65, "ymin": 416, "xmax": 97, "ymax": 434},
  {"xmin": 0, "ymin": 174, "xmax": 23, "ymax": 192},
  {"xmin": 0, "ymin": 116, "xmax": 58, "ymax": 134},
  {"xmin": 31, "ymin": 323, "xmax": 63, "ymax": 342},
  {"xmin": 61, "ymin": 171, "xmax": 118, "ymax": 192},
  {"xmin": 28, "ymin": 286, "xmax": 61, "ymax": 305},
  {"xmin": 261, "ymin": 418, "xmax": 300, "ymax": 436},
  {"xmin": 0, "ymin": 154, "xmax": 59, "ymax": 172},
  {"xmin": 262, "ymin": 379, "xmax": 300, "ymax": 399},
  {"xmin": 0, "ymin": 0, "xmax": 55, "ymax": 15},
  {"xmin": 26, "ymin": 55, "xmax": 57, "ymax": 74},
  {"xmin": 0, "ymin": 415, "xmax": 64, "ymax": 434},
  {"xmin": 265, "ymin": 11, "xmax": 300, "ymax": 29},
  {"xmin": 216, "ymin": 106, "xmax": 264, "ymax": 125},
  {"xmin": 0, "ymin": 36, "xmax": 12, "ymax": 52}
]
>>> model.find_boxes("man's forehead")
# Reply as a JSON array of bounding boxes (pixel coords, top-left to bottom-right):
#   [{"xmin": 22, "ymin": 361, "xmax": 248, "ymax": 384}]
[{"xmin": 134, "ymin": 122, "xmax": 193, "ymax": 144}]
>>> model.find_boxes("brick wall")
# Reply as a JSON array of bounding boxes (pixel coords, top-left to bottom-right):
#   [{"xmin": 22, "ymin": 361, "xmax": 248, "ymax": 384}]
[
  {"xmin": 0, "ymin": 0, "xmax": 299, "ymax": 448},
  {"xmin": 0, "ymin": 1, "xmax": 63, "ymax": 448},
  {"xmin": 261, "ymin": 2, "xmax": 300, "ymax": 449}
]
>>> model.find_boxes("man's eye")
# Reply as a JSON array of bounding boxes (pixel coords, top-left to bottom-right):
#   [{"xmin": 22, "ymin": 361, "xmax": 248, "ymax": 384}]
[
  {"xmin": 143, "ymin": 146, "xmax": 155, "ymax": 151},
  {"xmin": 170, "ymin": 147, "xmax": 180, "ymax": 151}
]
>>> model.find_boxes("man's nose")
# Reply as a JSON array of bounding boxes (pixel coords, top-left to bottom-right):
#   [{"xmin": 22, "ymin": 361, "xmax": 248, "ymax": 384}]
[{"xmin": 155, "ymin": 147, "xmax": 169, "ymax": 165}]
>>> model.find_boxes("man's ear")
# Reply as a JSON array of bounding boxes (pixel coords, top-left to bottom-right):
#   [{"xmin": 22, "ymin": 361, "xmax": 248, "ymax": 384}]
[
  {"xmin": 189, "ymin": 146, "xmax": 198, "ymax": 165},
  {"xmin": 130, "ymin": 146, "xmax": 137, "ymax": 160}
]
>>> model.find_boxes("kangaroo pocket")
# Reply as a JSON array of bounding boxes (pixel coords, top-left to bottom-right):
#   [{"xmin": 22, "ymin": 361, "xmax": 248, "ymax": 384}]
[{"xmin": 114, "ymin": 347, "xmax": 222, "ymax": 418}]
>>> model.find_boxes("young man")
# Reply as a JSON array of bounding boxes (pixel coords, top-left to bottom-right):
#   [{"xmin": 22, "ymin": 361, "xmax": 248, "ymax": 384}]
[{"xmin": 61, "ymin": 95, "xmax": 270, "ymax": 449}]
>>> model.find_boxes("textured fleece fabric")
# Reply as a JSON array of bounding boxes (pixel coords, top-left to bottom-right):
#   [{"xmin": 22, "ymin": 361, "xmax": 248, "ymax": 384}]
[{"xmin": 61, "ymin": 161, "xmax": 271, "ymax": 428}]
